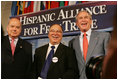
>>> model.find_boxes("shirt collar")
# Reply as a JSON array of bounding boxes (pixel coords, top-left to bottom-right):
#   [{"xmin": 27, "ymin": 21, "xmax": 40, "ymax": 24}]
[
  {"xmin": 80, "ymin": 29, "xmax": 92, "ymax": 37},
  {"xmin": 49, "ymin": 43, "xmax": 59, "ymax": 50},
  {"xmin": 9, "ymin": 36, "xmax": 18, "ymax": 42}
]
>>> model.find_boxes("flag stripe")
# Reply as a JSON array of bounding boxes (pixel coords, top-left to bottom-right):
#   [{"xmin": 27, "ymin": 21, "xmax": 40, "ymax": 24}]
[{"xmin": 11, "ymin": 1, "xmax": 88, "ymax": 16}]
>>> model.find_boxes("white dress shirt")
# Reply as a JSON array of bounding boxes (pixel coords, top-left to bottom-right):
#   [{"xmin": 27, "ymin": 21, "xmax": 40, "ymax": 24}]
[{"xmin": 79, "ymin": 29, "xmax": 92, "ymax": 56}]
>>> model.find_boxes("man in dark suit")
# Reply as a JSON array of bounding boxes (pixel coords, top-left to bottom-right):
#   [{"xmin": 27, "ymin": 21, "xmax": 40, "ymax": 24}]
[
  {"xmin": 1, "ymin": 18, "xmax": 32, "ymax": 79},
  {"xmin": 69, "ymin": 11, "xmax": 110, "ymax": 79},
  {"xmin": 32, "ymin": 24, "xmax": 79, "ymax": 79}
]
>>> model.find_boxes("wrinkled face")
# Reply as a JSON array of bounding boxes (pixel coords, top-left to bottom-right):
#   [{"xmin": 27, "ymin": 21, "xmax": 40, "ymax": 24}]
[
  {"xmin": 7, "ymin": 18, "xmax": 21, "ymax": 38},
  {"xmin": 48, "ymin": 24, "xmax": 63, "ymax": 45},
  {"xmin": 76, "ymin": 11, "xmax": 92, "ymax": 32}
]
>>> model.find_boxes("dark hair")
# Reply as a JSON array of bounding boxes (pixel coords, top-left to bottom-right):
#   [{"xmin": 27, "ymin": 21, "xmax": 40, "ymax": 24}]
[{"xmin": 49, "ymin": 24, "xmax": 63, "ymax": 32}]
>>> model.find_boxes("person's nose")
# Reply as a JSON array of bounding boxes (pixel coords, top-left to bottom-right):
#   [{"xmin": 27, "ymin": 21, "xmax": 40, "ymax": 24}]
[
  {"xmin": 13, "ymin": 27, "xmax": 17, "ymax": 31},
  {"xmin": 53, "ymin": 31, "xmax": 58, "ymax": 35}
]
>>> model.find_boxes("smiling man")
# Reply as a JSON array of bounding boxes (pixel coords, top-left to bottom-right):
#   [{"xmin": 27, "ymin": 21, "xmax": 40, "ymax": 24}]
[
  {"xmin": 32, "ymin": 24, "xmax": 79, "ymax": 79},
  {"xmin": 69, "ymin": 10, "xmax": 110, "ymax": 79},
  {"xmin": 48, "ymin": 24, "xmax": 63, "ymax": 45}
]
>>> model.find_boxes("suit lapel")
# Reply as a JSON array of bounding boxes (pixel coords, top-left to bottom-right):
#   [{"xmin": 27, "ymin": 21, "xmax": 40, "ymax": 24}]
[
  {"xmin": 14, "ymin": 38, "xmax": 22, "ymax": 55},
  {"xmin": 53, "ymin": 43, "xmax": 63, "ymax": 58},
  {"xmin": 86, "ymin": 31, "xmax": 98, "ymax": 62},
  {"xmin": 74, "ymin": 36, "xmax": 85, "ymax": 64},
  {"xmin": 42, "ymin": 44, "xmax": 49, "ymax": 64},
  {"xmin": 5, "ymin": 36, "xmax": 12, "ymax": 56},
  {"xmin": 48, "ymin": 43, "xmax": 63, "ymax": 71}
]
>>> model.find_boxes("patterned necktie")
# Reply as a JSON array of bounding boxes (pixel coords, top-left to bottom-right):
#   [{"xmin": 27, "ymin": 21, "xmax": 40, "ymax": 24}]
[
  {"xmin": 11, "ymin": 38, "xmax": 15, "ymax": 56},
  {"xmin": 40, "ymin": 46, "xmax": 55, "ymax": 79},
  {"xmin": 83, "ymin": 32, "xmax": 88, "ymax": 61}
]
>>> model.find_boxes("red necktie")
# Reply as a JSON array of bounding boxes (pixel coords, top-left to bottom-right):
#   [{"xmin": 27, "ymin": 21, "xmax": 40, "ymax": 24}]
[
  {"xmin": 11, "ymin": 38, "xmax": 15, "ymax": 56},
  {"xmin": 83, "ymin": 32, "xmax": 88, "ymax": 61}
]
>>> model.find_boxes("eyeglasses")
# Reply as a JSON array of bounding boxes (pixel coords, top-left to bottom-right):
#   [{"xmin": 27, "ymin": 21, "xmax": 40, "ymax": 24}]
[{"xmin": 49, "ymin": 29, "xmax": 62, "ymax": 33}]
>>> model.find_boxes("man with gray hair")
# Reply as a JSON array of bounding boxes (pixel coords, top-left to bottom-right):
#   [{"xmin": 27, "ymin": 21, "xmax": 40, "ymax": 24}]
[
  {"xmin": 1, "ymin": 18, "xmax": 32, "ymax": 79},
  {"xmin": 69, "ymin": 10, "xmax": 110, "ymax": 79}
]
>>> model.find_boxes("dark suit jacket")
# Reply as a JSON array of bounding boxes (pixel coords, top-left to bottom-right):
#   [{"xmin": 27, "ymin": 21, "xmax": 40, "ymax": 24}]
[
  {"xmin": 32, "ymin": 43, "xmax": 79, "ymax": 79},
  {"xmin": 1, "ymin": 35, "xmax": 32, "ymax": 79}
]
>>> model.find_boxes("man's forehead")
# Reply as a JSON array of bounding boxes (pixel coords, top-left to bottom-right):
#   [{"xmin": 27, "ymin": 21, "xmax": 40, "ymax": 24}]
[
  {"xmin": 10, "ymin": 18, "xmax": 20, "ymax": 22},
  {"xmin": 8, "ymin": 18, "xmax": 21, "ymax": 25},
  {"xmin": 78, "ymin": 12, "xmax": 89, "ymax": 16},
  {"xmin": 50, "ymin": 26, "xmax": 61, "ymax": 30}
]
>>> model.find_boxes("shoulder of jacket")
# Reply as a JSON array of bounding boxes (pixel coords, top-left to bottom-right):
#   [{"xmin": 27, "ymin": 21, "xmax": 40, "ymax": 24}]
[
  {"xmin": 69, "ymin": 36, "xmax": 78, "ymax": 43},
  {"xmin": 36, "ymin": 44, "xmax": 48, "ymax": 50},
  {"xmin": 20, "ymin": 38, "xmax": 32, "ymax": 46},
  {"xmin": 92, "ymin": 31, "xmax": 109, "ymax": 34},
  {"xmin": 60, "ymin": 43, "xmax": 73, "ymax": 50}
]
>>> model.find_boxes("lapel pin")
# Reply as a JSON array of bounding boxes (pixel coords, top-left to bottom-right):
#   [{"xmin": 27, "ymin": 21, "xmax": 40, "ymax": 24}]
[{"xmin": 52, "ymin": 57, "xmax": 58, "ymax": 63}]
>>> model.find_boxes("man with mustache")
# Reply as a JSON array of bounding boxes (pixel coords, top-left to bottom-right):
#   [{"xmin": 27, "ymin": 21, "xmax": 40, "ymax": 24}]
[
  {"xmin": 69, "ymin": 10, "xmax": 110, "ymax": 79},
  {"xmin": 32, "ymin": 24, "xmax": 79, "ymax": 79}
]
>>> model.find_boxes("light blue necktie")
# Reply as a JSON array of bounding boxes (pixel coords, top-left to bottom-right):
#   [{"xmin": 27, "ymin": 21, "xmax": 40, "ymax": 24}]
[{"xmin": 40, "ymin": 46, "xmax": 55, "ymax": 79}]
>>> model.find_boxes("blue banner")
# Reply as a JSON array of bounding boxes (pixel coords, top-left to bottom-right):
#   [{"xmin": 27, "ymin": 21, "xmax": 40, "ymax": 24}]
[{"xmin": 12, "ymin": 1, "xmax": 116, "ymax": 39}]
